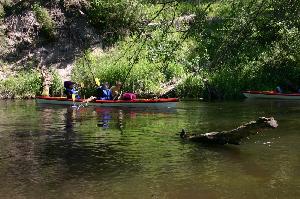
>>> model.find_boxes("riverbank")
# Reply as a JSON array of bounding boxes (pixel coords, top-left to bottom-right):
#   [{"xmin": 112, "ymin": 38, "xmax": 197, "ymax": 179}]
[{"xmin": 1, "ymin": 1, "xmax": 299, "ymax": 100}]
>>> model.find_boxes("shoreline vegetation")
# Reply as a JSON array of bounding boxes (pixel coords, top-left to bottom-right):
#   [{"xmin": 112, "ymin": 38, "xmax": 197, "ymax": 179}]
[{"xmin": 0, "ymin": 0, "xmax": 299, "ymax": 100}]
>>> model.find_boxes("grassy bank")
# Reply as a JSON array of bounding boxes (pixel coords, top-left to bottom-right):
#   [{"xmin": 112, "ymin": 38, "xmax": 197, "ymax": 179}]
[
  {"xmin": 0, "ymin": 69, "xmax": 63, "ymax": 99},
  {"xmin": 0, "ymin": 0, "xmax": 299, "ymax": 100}
]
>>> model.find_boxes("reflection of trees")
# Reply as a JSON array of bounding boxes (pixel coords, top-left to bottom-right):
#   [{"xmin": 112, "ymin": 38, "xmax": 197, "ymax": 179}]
[
  {"xmin": 0, "ymin": 101, "xmax": 146, "ymax": 198},
  {"xmin": 0, "ymin": 101, "xmax": 47, "ymax": 196},
  {"xmin": 180, "ymin": 100, "xmax": 296, "ymax": 134},
  {"xmin": 37, "ymin": 106, "xmax": 143, "ymax": 180},
  {"xmin": 94, "ymin": 107, "xmax": 178, "ymax": 132},
  {"xmin": 64, "ymin": 106, "xmax": 76, "ymax": 135},
  {"xmin": 1, "ymin": 101, "xmax": 299, "ymax": 198}
]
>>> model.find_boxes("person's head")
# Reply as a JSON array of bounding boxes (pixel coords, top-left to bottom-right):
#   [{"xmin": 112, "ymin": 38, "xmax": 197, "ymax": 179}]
[
  {"xmin": 64, "ymin": 81, "xmax": 75, "ymax": 89},
  {"xmin": 116, "ymin": 81, "xmax": 122, "ymax": 88},
  {"xmin": 101, "ymin": 82, "xmax": 109, "ymax": 89}
]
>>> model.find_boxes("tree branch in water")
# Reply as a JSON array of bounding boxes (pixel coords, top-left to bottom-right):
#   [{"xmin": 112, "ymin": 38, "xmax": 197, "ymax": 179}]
[{"xmin": 180, "ymin": 117, "xmax": 278, "ymax": 145}]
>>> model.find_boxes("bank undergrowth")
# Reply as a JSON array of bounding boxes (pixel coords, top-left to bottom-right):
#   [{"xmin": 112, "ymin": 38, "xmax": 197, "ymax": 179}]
[
  {"xmin": 0, "ymin": 69, "xmax": 63, "ymax": 99},
  {"xmin": 0, "ymin": 0, "xmax": 299, "ymax": 100}
]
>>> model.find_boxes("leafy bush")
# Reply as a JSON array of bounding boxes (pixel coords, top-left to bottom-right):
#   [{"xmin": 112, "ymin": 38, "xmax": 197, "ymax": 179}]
[
  {"xmin": 3, "ymin": 0, "xmax": 299, "ymax": 100},
  {"xmin": 0, "ymin": 0, "xmax": 12, "ymax": 19},
  {"xmin": 32, "ymin": 3, "xmax": 56, "ymax": 41},
  {"xmin": 0, "ymin": 70, "xmax": 42, "ymax": 99},
  {"xmin": 88, "ymin": 0, "xmax": 142, "ymax": 44},
  {"xmin": 72, "ymin": 35, "xmax": 186, "ymax": 97},
  {"xmin": 0, "ymin": 4, "xmax": 4, "ymax": 19},
  {"xmin": 176, "ymin": 74, "xmax": 205, "ymax": 99},
  {"xmin": 49, "ymin": 69, "xmax": 64, "ymax": 96},
  {"xmin": 0, "ymin": 69, "xmax": 65, "ymax": 99}
]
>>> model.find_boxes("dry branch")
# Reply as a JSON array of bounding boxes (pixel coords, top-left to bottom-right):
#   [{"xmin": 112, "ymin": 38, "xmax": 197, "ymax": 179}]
[{"xmin": 180, "ymin": 117, "xmax": 278, "ymax": 145}]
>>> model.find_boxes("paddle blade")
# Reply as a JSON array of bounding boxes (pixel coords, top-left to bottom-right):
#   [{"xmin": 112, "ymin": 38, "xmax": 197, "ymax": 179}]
[
  {"xmin": 95, "ymin": 78, "xmax": 100, "ymax": 86},
  {"xmin": 72, "ymin": 94, "xmax": 76, "ymax": 101}
]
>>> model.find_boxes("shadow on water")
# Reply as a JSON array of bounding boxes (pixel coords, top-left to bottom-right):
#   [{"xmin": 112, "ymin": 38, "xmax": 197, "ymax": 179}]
[
  {"xmin": 34, "ymin": 105, "xmax": 179, "ymax": 178},
  {"xmin": 36, "ymin": 106, "xmax": 131, "ymax": 177},
  {"xmin": 0, "ymin": 100, "xmax": 299, "ymax": 199},
  {"xmin": 190, "ymin": 143, "xmax": 271, "ymax": 179}
]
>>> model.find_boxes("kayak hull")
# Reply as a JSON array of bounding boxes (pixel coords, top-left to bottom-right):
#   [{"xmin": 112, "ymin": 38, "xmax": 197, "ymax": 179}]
[
  {"xmin": 242, "ymin": 91, "xmax": 300, "ymax": 100},
  {"xmin": 36, "ymin": 96, "xmax": 179, "ymax": 108}
]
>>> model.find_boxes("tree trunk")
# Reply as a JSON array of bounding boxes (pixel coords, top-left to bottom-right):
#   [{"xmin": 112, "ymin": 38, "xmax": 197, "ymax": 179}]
[
  {"xmin": 41, "ymin": 66, "xmax": 52, "ymax": 97},
  {"xmin": 180, "ymin": 117, "xmax": 278, "ymax": 145}
]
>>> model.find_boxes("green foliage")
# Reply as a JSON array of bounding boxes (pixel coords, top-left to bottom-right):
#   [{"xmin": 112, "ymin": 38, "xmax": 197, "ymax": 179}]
[
  {"xmin": 72, "ymin": 35, "xmax": 186, "ymax": 97},
  {"xmin": 49, "ymin": 69, "xmax": 63, "ymax": 96},
  {"xmin": 0, "ymin": 4, "xmax": 4, "ymax": 19},
  {"xmin": 0, "ymin": 69, "xmax": 64, "ymax": 99},
  {"xmin": 72, "ymin": 53, "xmax": 164, "ymax": 96},
  {"xmin": 88, "ymin": 0, "xmax": 142, "ymax": 44},
  {"xmin": 176, "ymin": 75, "xmax": 205, "ymax": 99},
  {"xmin": 1, "ymin": 0, "xmax": 28, "ymax": 16},
  {"xmin": 0, "ymin": 70, "xmax": 42, "ymax": 99},
  {"xmin": 0, "ymin": 0, "xmax": 11, "ymax": 18},
  {"xmin": 2, "ymin": 0, "xmax": 300, "ymax": 99},
  {"xmin": 32, "ymin": 3, "xmax": 56, "ymax": 41},
  {"xmin": 63, "ymin": 0, "xmax": 89, "ymax": 10},
  {"xmin": 78, "ymin": 0, "xmax": 300, "ymax": 99},
  {"xmin": 180, "ymin": 0, "xmax": 300, "ymax": 99}
]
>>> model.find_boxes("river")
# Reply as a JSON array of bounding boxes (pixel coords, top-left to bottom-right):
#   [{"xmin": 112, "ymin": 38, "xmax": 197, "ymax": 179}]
[{"xmin": 0, "ymin": 100, "xmax": 299, "ymax": 199}]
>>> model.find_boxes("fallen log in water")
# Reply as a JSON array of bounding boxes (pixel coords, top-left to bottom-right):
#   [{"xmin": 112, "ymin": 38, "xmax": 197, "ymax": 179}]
[{"xmin": 180, "ymin": 117, "xmax": 278, "ymax": 145}]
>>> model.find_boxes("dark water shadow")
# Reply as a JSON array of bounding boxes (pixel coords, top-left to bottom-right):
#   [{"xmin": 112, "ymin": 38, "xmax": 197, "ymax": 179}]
[
  {"xmin": 34, "ymin": 105, "xmax": 177, "ymax": 179},
  {"xmin": 34, "ymin": 106, "xmax": 140, "ymax": 180},
  {"xmin": 183, "ymin": 140, "xmax": 272, "ymax": 180},
  {"xmin": 94, "ymin": 106, "xmax": 177, "ymax": 131}
]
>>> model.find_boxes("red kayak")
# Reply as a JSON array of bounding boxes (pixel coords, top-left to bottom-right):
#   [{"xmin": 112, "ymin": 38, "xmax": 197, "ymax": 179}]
[
  {"xmin": 242, "ymin": 90, "xmax": 300, "ymax": 100},
  {"xmin": 36, "ymin": 96, "xmax": 179, "ymax": 107}
]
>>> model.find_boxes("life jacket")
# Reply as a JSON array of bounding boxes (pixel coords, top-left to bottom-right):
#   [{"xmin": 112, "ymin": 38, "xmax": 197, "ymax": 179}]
[
  {"xmin": 65, "ymin": 88, "xmax": 80, "ymax": 99},
  {"xmin": 122, "ymin": 93, "xmax": 136, "ymax": 100},
  {"xmin": 97, "ymin": 87, "xmax": 112, "ymax": 100}
]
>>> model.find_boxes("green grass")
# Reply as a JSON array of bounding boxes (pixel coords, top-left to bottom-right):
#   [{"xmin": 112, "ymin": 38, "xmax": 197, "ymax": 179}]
[{"xmin": 0, "ymin": 69, "xmax": 63, "ymax": 99}]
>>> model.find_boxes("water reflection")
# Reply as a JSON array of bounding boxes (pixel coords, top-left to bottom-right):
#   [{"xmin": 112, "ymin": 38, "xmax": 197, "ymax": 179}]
[
  {"xmin": 95, "ymin": 108, "xmax": 112, "ymax": 129},
  {"xmin": 0, "ymin": 101, "xmax": 299, "ymax": 199},
  {"xmin": 35, "ymin": 107, "xmax": 140, "ymax": 180},
  {"xmin": 94, "ymin": 107, "xmax": 177, "ymax": 132},
  {"xmin": 65, "ymin": 107, "xmax": 77, "ymax": 135},
  {"xmin": 96, "ymin": 109, "xmax": 125, "ymax": 133},
  {"xmin": 34, "ymin": 105, "xmax": 180, "ymax": 179}
]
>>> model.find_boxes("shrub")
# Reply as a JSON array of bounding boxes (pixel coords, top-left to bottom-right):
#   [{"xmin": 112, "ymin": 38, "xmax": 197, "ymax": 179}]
[
  {"xmin": 32, "ymin": 3, "xmax": 56, "ymax": 41},
  {"xmin": 0, "ymin": 70, "xmax": 42, "ymax": 99},
  {"xmin": 87, "ymin": 0, "xmax": 142, "ymax": 44},
  {"xmin": 71, "ymin": 37, "xmax": 186, "ymax": 97},
  {"xmin": 49, "ymin": 69, "xmax": 64, "ymax": 96},
  {"xmin": 176, "ymin": 74, "xmax": 205, "ymax": 99}
]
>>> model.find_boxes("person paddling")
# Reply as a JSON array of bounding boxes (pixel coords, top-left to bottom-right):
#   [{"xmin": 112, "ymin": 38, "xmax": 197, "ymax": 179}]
[
  {"xmin": 110, "ymin": 81, "xmax": 122, "ymax": 100},
  {"xmin": 275, "ymin": 79, "xmax": 298, "ymax": 93},
  {"xmin": 64, "ymin": 81, "xmax": 80, "ymax": 99},
  {"xmin": 97, "ymin": 82, "xmax": 112, "ymax": 100}
]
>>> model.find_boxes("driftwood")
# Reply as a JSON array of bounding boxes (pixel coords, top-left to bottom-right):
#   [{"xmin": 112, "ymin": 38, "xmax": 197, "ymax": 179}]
[{"xmin": 180, "ymin": 117, "xmax": 278, "ymax": 145}]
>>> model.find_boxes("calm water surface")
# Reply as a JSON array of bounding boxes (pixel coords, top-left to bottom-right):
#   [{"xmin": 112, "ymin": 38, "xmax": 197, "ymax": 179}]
[{"xmin": 0, "ymin": 100, "xmax": 299, "ymax": 199}]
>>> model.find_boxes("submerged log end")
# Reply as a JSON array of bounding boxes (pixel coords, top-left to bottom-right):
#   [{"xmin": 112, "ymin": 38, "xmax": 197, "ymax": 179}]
[
  {"xmin": 180, "ymin": 117, "xmax": 278, "ymax": 145},
  {"xmin": 256, "ymin": 117, "xmax": 278, "ymax": 128},
  {"xmin": 180, "ymin": 129, "xmax": 187, "ymax": 139}
]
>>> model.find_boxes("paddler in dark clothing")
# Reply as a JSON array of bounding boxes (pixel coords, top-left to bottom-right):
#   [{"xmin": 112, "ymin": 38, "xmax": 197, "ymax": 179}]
[
  {"xmin": 97, "ymin": 82, "xmax": 112, "ymax": 100},
  {"xmin": 275, "ymin": 79, "xmax": 298, "ymax": 93},
  {"xmin": 64, "ymin": 81, "xmax": 80, "ymax": 99}
]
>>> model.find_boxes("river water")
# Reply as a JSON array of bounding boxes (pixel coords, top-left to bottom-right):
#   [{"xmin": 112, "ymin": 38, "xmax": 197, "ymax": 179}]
[{"xmin": 0, "ymin": 100, "xmax": 299, "ymax": 199}]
